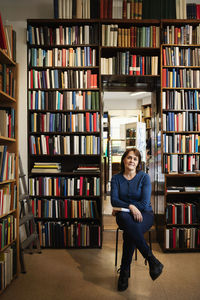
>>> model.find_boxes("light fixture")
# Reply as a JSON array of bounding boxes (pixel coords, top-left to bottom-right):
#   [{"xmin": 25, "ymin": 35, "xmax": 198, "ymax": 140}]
[{"xmin": 130, "ymin": 92, "xmax": 146, "ymax": 97}]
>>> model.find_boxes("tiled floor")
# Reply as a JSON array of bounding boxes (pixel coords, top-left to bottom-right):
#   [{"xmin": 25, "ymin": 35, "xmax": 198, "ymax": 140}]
[{"xmin": 1, "ymin": 232, "xmax": 200, "ymax": 300}]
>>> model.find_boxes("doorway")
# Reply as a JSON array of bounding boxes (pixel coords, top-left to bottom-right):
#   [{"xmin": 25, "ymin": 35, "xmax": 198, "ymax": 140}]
[{"xmin": 102, "ymin": 90, "xmax": 153, "ymax": 216}]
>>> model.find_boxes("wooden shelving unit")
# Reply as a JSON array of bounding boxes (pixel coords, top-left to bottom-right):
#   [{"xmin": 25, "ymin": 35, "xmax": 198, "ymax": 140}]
[
  {"xmin": 0, "ymin": 48, "xmax": 19, "ymax": 292},
  {"xmin": 27, "ymin": 19, "xmax": 102, "ymax": 249}
]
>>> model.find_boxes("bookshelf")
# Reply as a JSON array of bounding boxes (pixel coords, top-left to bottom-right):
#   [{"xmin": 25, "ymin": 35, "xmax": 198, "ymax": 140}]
[
  {"xmin": 141, "ymin": 103, "xmax": 151, "ymax": 141},
  {"xmin": 160, "ymin": 19, "xmax": 200, "ymax": 251},
  {"xmin": 163, "ymin": 174, "xmax": 200, "ymax": 251},
  {"xmin": 27, "ymin": 19, "xmax": 102, "ymax": 248},
  {"xmin": 100, "ymin": 19, "xmax": 160, "ymax": 77},
  {"xmin": 0, "ymin": 49, "xmax": 19, "ymax": 291}
]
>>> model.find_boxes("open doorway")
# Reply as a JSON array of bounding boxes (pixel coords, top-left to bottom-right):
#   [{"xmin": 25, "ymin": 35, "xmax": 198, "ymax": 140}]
[{"xmin": 102, "ymin": 90, "xmax": 154, "ymax": 216}]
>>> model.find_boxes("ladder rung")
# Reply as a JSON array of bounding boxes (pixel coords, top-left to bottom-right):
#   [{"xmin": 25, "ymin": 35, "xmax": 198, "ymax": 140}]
[
  {"xmin": 19, "ymin": 194, "xmax": 29, "ymax": 201},
  {"xmin": 21, "ymin": 233, "xmax": 38, "ymax": 250},
  {"xmin": 19, "ymin": 213, "xmax": 35, "ymax": 226}
]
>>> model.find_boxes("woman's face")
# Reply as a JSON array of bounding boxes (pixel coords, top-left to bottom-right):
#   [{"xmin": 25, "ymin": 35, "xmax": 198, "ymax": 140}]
[{"xmin": 123, "ymin": 151, "xmax": 139, "ymax": 172}]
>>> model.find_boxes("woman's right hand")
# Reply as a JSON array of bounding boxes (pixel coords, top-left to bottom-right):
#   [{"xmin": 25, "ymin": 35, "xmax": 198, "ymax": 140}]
[{"xmin": 129, "ymin": 204, "xmax": 143, "ymax": 222}]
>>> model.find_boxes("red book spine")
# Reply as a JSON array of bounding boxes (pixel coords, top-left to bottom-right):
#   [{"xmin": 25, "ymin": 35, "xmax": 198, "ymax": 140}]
[
  {"xmin": 56, "ymin": 177, "xmax": 59, "ymax": 196},
  {"xmin": 80, "ymin": 176, "xmax": 83, "ymax": 196},
  {"xmin": 163, "ymin": 48, "xmax": 166, "ymax": 66},
  {"xmin": 93, "ymin": 112, "xmax": 97, "ymax": 132},
  {"xmin": 104, "ymin": 0, "xmax": 108, "ymax": 19},
  {"xmin": 65, "ymin": 199, "xmax": 68, "ymax": 218},
  {"xmin": 83, "ymin": 91, "xmax": 85, "ymax": 109},
  {"xmin": 172, "ymin": 227, "xmax": 176, "ymax": 248},
  {"xmin": 142, "ymin": 56, "xmax": 145, "ymax": 75},
  {"xmin": 32, "ymin": 199, "xmax": 35, "ymax": 216},
  {"xmin": 123, "ymin": 0, "xmax": 127, "ymax": 19},
  {"xmin": 100, "ymin": 0, "xmax": 104, "ymax": 19},
  {"xmin": 38, "ymin": 199, "xmax": 41, "ymax": 218},
  {"xmin": 86, "ymin": 112, "xmax": 90, "ymax": 131},
  {"xmin": 172, "ymin": 204, "xmax": 175, "ymax": 224},
  {"xmin": 162, "ymin": 69, "xmax": 166, "ymax": 87},
  {"xmin": 78, "ymin": 200, "xmax": 81, "ymax": 218}
]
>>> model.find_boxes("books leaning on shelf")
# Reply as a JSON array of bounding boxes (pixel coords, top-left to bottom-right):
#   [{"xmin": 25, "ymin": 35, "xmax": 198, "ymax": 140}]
[{"xmin": 31, "ymin": 162, "xmax": 61, "ymax": 173}]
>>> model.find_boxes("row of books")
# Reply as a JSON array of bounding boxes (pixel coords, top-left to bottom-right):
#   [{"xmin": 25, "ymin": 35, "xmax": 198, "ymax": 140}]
[
  {"xmin": 162, "ymin": 111, "xmax": 200, "ymax": 132},
  {"xmin": 28, "ymin": 69, "xmax": 98, "ymax": 89},
  {"xmin": 167, "ymin": 186, "xmax": 200, "ymax": 192},
  {"xmin": 0, "ymin": 64, "xmax": 16, "ymax": 99},
  {"xmin": 100, "ymin": 0, "xmax": 142, "ymax": 19},
  {"xmin": 187, "ymin": 3, "xmax": 200, "ymax": 20},
  {"xmin": 162, "ymin": 90, "xmax": 200, "ymax": 111},
  {"xmin": 31, "ymin": 162, "xmax": 61, "ymax": 174},
  {"xmin": 165, "ymin": 227, "xmax": 200, "ymax": 249},
  {"xmin": 163, "ymin": 154, "xmax": 200, "ymax": 174},
  {"xmin": 29, "ymin": 47, "xmax": 97, "ymax": 68},
  {"xmin": 0, "ymin": 243, "xmax": 17, "ymax": 291},
  {"xmin": 0, "ymin": 13, "xmax": 16, "ymax": 61},
  {"xmin": 37, "ymin": 221, "xmax": 101, "ymax": 248},
  {"xmin": 101, "ymin": 24, "xmax": 160, "ymax": 48},
  {"xmin": 27, "ymin": 24, "xmax": 99, "ymax": 46},
  {"xmin": 53, "ymin": 0, "xmax": 99, "ymax": 19},
  {"xmin": 31, "ymin": 198, "xmax": 99, "ymax": 219},
  {"xmin": 163, "ymin": 134, "xmax": 200, "ymax": 154},
  {"xmin": 30, "ymin": 112, "xmax": 100, "ymax": 133},
  {"xmin": 163, "ymin": 47, "xmax": 200, "ymax": 67},
  {"xmin": 29, "ymin": 176, "xmax": 100, "ymax": 197},
  {"xmin": 162, "ymin": 68, "xmax": 200, "ymax": 89},
  {"xmin": 0, "ymin": 108, "xmax": 15, "ymax": 139},
  {"xmin": 166, "ymin": 202, "xmax": 200, "ymax": 225},
  {"xmin": 101, "ymin": 54, "xmax": 158, "ymax": 75},
  {"xmin": 29, "ymin": 135, "xmax": 100, "ymax": 156},
  {"xmin": 0, "ymin": 215, "xmax": 16, "ymax": 250},
  {"xmin": 163, "ymin": 25, "xmax": 200, "ymax": 45},
  {"xmin": 0, "ymin": 146, "xmax": 15, "ymax": 182},
  {"xmin": 28, "ymin": 90, "xmax": 99, "ymax": 111},
  {"xmin": 0, "ymin": 185, "xmax": 17, "ymax": 216}
]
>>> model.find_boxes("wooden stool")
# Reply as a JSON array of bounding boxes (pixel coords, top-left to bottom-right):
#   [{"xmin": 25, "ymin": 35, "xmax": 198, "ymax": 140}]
[{"xmin": 115, "ymin": 227, "xmax": 152, "ymax": 267}]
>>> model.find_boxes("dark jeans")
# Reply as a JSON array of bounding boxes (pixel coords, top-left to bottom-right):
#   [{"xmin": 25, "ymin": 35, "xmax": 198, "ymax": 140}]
[{"xmin": 116, "ymin": 211, "xmax": 154, "ymax": 271}]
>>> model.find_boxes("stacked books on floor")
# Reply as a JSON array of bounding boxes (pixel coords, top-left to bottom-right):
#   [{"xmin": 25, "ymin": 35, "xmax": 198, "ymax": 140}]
[{"xmin": 31, "ymin": 162, "xmax": 61, "ymax": 173}]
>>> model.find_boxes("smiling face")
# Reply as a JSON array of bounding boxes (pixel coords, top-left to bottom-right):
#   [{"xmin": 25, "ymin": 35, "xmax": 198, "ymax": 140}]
[{"xmin": 123, "ymin": 151, "xmax": 139, "ymax": 173}]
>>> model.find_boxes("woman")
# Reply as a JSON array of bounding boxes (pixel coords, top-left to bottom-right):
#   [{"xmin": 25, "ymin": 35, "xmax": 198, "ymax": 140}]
[{"xmin": 111, "ymin": 148, "xmax": 163, "ymax": 291}]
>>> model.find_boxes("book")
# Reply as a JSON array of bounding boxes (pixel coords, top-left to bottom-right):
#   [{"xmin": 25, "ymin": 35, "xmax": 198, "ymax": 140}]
[{"xmin": 112, "ymin": 207, "xmax": 130, "ymax": 212}]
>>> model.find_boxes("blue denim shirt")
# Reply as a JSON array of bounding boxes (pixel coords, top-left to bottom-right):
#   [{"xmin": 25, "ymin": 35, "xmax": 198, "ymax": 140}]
[{"xmin": 111, "ymin": 171, "xmax": 152, "ymax": 212}]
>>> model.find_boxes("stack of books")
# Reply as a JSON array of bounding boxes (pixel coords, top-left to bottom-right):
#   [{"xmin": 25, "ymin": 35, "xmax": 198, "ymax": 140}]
[
  {"xmin": 31, "ymin": 162, "xmax": 61, "ymax": 173},
  {"xmin": 73, "ymin": 164, "xmax": 100, "ymax": 174}
]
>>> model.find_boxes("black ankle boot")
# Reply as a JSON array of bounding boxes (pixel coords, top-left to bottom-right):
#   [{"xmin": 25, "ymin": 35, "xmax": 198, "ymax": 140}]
[
  {"xmin": 118, "ymin": 269, "xmax": 129, "ymax": 291},
  {"xmin": 147, "ymin": 253, "xmax": 164, "ymax": 281}
]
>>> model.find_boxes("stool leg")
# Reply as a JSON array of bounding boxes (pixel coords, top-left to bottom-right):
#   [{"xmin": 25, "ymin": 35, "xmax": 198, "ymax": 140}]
[
  {"xmin": 135, "ymin": 248, "xmax": 137, "ymax": 261},
  {"xmin": 115, "ymin": 228, "xmax": 119, "ymax": 267}
]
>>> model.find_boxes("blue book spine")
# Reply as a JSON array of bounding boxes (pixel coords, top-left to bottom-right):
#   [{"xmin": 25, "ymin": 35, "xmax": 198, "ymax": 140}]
[
  {"xmin": 72, "ymin": 91, "xmax": 76, "ymax": 110},
  {"xmin": 28, "ymin": 25, "xmax": 32, "ymax": 44},
  {"xmin": 54, "ymin": 0, "xmax": 58, "ymax": 18}
]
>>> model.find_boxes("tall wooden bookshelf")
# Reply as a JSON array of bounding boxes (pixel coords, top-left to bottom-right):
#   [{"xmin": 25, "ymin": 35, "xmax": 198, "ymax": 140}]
[
  {"xmin": 25, "ymin": 1, "xmax": 200, "ymax": 253},
  {"xmin": 27, "ymin": 19, "xmax": 102, "ymax": 248},
  {"xmin": 0, "ymin": 49, "xmax": 19, "ymax": 291},
  {"xmin": 160, "ymin": 19, "xmax": 200, "ymax": 251}
]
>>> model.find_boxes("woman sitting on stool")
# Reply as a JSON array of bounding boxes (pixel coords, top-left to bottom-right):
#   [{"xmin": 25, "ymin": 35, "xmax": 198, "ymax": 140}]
[{"xmin": 111, "ymin": 148, "xmax": 163, "ymax": 292}]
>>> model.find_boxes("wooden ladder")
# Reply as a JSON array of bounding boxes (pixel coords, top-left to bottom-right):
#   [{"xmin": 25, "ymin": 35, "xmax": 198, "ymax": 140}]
[{"xmin": 19, "ymin": 155, "xmax": 41, "ymax": 273}]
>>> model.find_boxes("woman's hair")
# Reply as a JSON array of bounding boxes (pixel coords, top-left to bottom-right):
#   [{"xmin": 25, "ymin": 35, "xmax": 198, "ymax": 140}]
[{"xmin": 120, "ymin": 148, "xmax": 142, "ymax": 173}]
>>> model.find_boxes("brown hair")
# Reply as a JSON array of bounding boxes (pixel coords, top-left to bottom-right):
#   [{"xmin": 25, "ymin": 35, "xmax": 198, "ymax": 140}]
[{"xmin": 120, "ymin": 148, "xmax": 142, "ymax": 173}]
